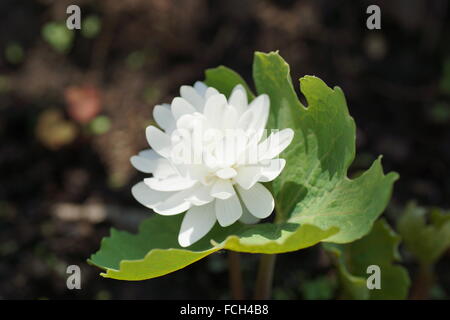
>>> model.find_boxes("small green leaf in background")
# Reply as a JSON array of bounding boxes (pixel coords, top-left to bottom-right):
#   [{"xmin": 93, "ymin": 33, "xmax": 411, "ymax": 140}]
[
  {"xmin": 42, "ymin": 22, "xmax": 74, "ymax": 54},
  {"xmin": 0, "ymin": 75, "xmax": 11, "ymax": 94},
  {"xmin": 324, "ymin": 219, "xmax": 410, "ymax": 300},
  {"xmin": 398, "ymin": 201, "xmax": 450, "ymax": 266},
  {"xmin": 5, "ymin": 42, "xmax": 24, "ymax": 64},
  {"xmin": 300, "ymin": 275, "xmax": 336, "ymax": 300},
  {"xmin": 81, "ymin": 15, "xmax": 101, "ymax": 39},
  {"xmin": 88, "ymin": 115, "xmax": 111, "ymax": 135},
  {"xmin": 127, "ymin": 51, "xmax": 147, "ymax": 70},
  {"xmin": 428, "ymin": 102, "xmax": 450, "ymax": 124},
  {"xmin": 90, "ymin": 52, "xmax": 398, "ymax": 281}
]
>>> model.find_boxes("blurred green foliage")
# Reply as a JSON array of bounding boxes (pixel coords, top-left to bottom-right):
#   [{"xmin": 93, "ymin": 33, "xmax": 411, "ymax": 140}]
[
  {"xmin": 42, "ymin": 22, "xmax": 74, "ymax": 54},
  {"xmin": 325, "ymin": 219, "xmax": 410, "ymax": 300},
  {"xmin": 5, "ymin": 42, "xmax": 24, "ymax": 64},
  {"xmin": 398, "ymin": 202, "xmax": 450, "ymax": 267},
  {"xmin": 300, "ymin": 275, "xmax": 336, "ymax": 300},
  {"xmin": 82, "ymin": 15, "xmax": 102, "ymax": 39},
  {"xmin": 88, "ymin": 115, "xmax": 111, "ymax": 135}
]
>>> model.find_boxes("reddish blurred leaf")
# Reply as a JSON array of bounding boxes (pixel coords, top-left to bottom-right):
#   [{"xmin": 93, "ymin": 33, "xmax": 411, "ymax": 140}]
[{"xmin": 65, "ymin": 85, "xmax": 102, "ymax": 124}]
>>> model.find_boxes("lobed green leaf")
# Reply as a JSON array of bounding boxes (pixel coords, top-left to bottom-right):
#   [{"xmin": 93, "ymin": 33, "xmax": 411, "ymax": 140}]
[
  {"xmin": 90, "ymin": 51, "xmax": 398, "ymax": 280},
  {"xmin": 324, "ymin": 219, "xmax": 410, "ymax": 300},
  {"xmin": 398, "ymin": 202, "xmax": 450, "ymax": 266}
]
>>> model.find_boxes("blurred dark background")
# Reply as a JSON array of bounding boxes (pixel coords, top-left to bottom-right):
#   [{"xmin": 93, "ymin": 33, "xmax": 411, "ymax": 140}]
[{"xmin": 0, "ymin": 0, "xmax": 449, "ymax": 299}]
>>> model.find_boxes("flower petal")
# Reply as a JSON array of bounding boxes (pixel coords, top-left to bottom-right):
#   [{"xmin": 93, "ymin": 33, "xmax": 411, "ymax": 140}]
[
  {"xmin": 135, "ymin": 149, "xmax": 178, "ymax": 178},
  {"xmin": 259, "ymin": 159, "xmax": 286, "ymax": 182},
  {"xmin": 258, "ymin": 128, "xmax": 294, "ymax": 161},
  {"xmin": 246, "ymin": 94, "xmax": 269, "ymax": 139},
  {"xmin": 221, "ymin": 105, "xmax": 239, "ymax": 129},
  {"xmin": 215, "ymin": 194, "xmax": 242, "ymax": 227},
  {"xmin": 152, "ymin": 189, "xmax": 192, "ymax": 215},
  {"xmin": 153, "ymin": 104, "xmax": 174, "ymax": 132},
  {"xmin": 130, "ymin": 150, "xmax": 177, "ymax": 178},
  {"xmin": 131, "ymin": 182, "xmax": 173, "ymax": 209},
  {"xmin": 180, "ymin": 85, "xmax": 204, "ymax": 111},
  {"xmin": 239, "ymin": 205, "xmax": 260, "ymax": 224},
  {"xmin": 237, "ymin": 183, "xmax": 274, "ymax": 219},
  {"xmin": 204, "ymin": 87, "xmax": 220, "ymax": 101},
  {"xmin": 130, "ymin": 155, "xmax": 155, "ymax": 173},
  {"xmin": 234, "ymin": 166, "xmax": 262, "ymax": 189},
  {"xmin": 193, "ymin": 81, "xmax": 208, "ymax": 97},
  {"xmin": 144, "ymin": 176, "xmax": 196, "ymax": 192},
  {"xmin": 211, "ymin": 179, "xmax": 235, "ymax": 200},
  {"xmin": 171, "ymin": 97, "xmax": 197, "ymax": 120},
  {"xmin": 228, "ymin": 84, "xmax": 248, "ymax": 115},
  {"xmin": 185, "ymin": 184, "xmax": 214, "ymax": 206},
  {"xmin": 215, "ymin": 167, "xmax": 237, "ymax": 180},
  {"xmin": 204, "ymin": 94, "xmax": 228, "ymax": 128},
  {"xmin": 178, "ymin": 202, "xmax": 216, "ymax": 247},
  {"xmin": 146, "ymin": 126, "xmax": 172, "ymax": 158}
]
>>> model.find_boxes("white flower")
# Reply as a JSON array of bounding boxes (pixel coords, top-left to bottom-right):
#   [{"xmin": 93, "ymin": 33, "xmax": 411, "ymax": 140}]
[{"xmin": 130, "ymin": 81, "xmax": 294, "ymax": 247}]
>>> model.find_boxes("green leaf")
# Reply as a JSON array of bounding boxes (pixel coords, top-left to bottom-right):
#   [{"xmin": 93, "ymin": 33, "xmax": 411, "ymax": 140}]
[
  {"xmin": 41, "ymin": 22, "xmax": 74, "ymax": 54},
  {"xmin": 205, "ymin": 66, "xmax": 255, "ymax": 100},
  {"xmin": 81, "ymin": 15, "xmax": 102, "ymax": 39},
  {"xmin": 252, "ymin": 51, "xmax": 398, "ymax": 242},
  {"xmin": 324, "ymin": 219, "xmax": 410, "ymax": 300},
  {"xmin": 89, "ymin": 214, "xmax": 337, "ymax": 280},
  {"xmin": 90, "ymin": 51, "xmax": 397, "ymax": 280},
  {"xmin": 398, "ymin": 202, "xmax": 450, "ymax": 266}
]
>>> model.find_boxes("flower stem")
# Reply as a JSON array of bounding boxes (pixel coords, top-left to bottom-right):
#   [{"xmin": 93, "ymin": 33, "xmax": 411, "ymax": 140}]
[
  {"xmin": 410, "ymin": 263, "xmax": 434, "ymax": 300},
  {"xmin": 228, "ymin": 251, "xmax": 245, "ymax": 300},
  {"xmin": 254, "ymin": 254, "xmax": 277, "ymax": 300}
]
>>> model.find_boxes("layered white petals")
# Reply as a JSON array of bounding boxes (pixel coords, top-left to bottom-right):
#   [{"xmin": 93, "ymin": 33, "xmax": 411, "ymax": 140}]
[
  {"xmin": 239, "ymin": 205, "xmax": 260, "ymax": 224},
  {"xmin": 180, "ymin": 85, "xmax": 204, "ymax": 111},
  {"xmin": 152, "ymin": 189, "xmax": 192, "ymax": 215},
  {"xmin": 153, "ymin": 104, "xmax": 174, "ymax": 132},
  {"xmin": 259, "ymin": 159, "xmax": 286, "ymax": 182},
  {"xmin": 185, "ymin": 183, "xmax": 213, "ymax": 206},
  {"xmin": 144, "ymin": 176, "xmax": 196, "ymax": 192},
  {"xmin": 130, "ymin": 155, "xmax": 155, "ymax": 174},
  {"xmin": 204, "ymin": 87, "xmax": 220, "ymax": 100},
  {"xmin": 178, "ymin": 202, "xmax": 216, "ymax": 247},
  {"xmin": 171, "ymin": 97, "xmax": 197, "ymax": 120},
  {"xmin": 237, "ymin": 183, "xmax": 274, "ymax": 219},
  {"xmin": 146, "ymin": 126, "xmax": 172, "ymax": 158},
  {"xmin": 215, "ymin": 167, "xmax": 237, "ymax": 180},
  {"xmin": 221, "ymin": 105, "xmax": 239, "ymax": 129},
  {"xmin": 131, "ymin": 182, "xmax": 172, "ymax": 209},
  {"xmin": 215, "ymin": 194, "xmax": 242, "ymax": 227},
  {"xmin": 193, "ymin": 81, "xmax": 208, "ymax": 97},
  {"xmin": 211, "ymin": 179, "xmax": 235, "ymax": 200},
  {"xmin": 131, "ymin": 82, "xmax": 293, "ymax": 247},
  {"xmin": 245, "ymin": 94, "xmax": 269, "ymax": 140},
  {"xmin": 204, "ymin": 94, "xmax": 228, "ymax": 128},
  {"xmin": 131, "ymin": 149, "xmax": 176, "ymax": 178},
  {"xmin": 234, "ymin": 166, "xmax": 262, "ymax": 190},
  {"xmin": 229, "ymin": 84, "xmax": 248, "ymax": 115},
  {"xmin": 258, "ymin": 128, "xmax": 294, "ymax": 161}
]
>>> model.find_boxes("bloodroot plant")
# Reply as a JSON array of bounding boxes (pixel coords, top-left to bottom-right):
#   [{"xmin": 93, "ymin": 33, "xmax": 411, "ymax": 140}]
[{"xmin": 89, "ymin": 51, "xmax": 399, "ymax": 299}]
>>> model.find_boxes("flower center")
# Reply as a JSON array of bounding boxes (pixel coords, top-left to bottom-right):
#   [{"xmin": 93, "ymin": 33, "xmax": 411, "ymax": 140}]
[{"xmin": 215, "ymin": 167, "xmax": 237, "ymax": 179}]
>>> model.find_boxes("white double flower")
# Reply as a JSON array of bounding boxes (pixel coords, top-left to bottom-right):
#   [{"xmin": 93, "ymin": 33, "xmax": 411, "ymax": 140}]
[{"xmin": 131, "ymin": 82, "xmax": 294, "ymax": 247}]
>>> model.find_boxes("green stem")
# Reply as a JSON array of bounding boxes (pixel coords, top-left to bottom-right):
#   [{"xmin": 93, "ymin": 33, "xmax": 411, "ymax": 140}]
[
  {"xmin": 228, "ymin": 251, "xmax": 245, "ymax": 300},
  {"xmin": 410, "ymin": 263, "xmax": 434, "ymax": 300},
  {"xmin": 254, "ymin": 254, "xmax": 277, "ymax": 300}
]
